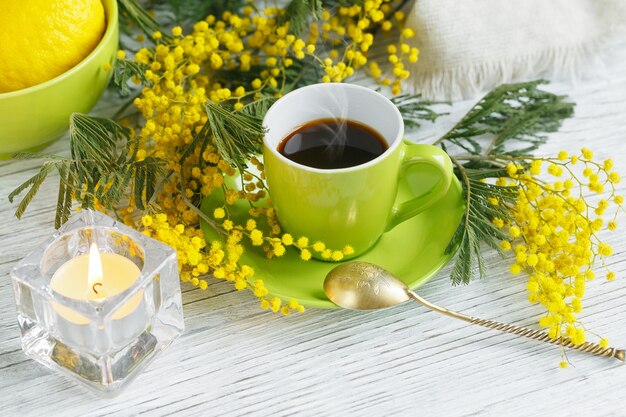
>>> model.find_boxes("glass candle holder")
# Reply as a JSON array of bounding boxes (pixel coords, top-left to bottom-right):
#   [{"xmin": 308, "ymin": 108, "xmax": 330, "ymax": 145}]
[{"xmin": 11, "ymin": 210, "xmax": 184, "ymax": 396}]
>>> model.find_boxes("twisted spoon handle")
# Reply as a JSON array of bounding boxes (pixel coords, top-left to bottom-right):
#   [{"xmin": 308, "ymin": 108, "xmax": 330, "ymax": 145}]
[{"xmin": 407, "ymin": 290, "xmax": 624, "ymax": 361}]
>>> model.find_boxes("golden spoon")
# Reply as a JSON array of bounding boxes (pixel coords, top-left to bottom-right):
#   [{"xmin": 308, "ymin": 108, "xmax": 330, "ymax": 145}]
[{"xmin": 324, "ymin": 261, "xmax": 624, "ymax": 361}]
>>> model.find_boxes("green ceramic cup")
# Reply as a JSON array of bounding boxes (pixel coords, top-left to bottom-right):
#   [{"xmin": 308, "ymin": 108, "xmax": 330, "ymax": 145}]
[
  {"xmin": 262, "ymin": 83, "xmax": 453, "ymax": 259},
  {"xmin": 0, "ymin": 0, "xmax": 118, "ymax": 159}
]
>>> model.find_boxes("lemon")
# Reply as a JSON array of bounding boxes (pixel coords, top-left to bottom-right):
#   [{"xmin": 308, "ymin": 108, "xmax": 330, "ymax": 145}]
[{"xmin": 0, "ymin": 0, "xmax": 106, "ymax": 93}]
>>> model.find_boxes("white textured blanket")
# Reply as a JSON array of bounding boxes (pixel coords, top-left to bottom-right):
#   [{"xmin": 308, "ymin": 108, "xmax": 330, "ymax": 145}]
[{"xmin": 406, "ymin": 0, "xmax": 626, "ymax": 99}]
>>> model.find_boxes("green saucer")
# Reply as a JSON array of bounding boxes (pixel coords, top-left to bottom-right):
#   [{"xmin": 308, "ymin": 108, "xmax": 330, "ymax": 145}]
[{"xmin": 200, "ymin": 174, "xmax": 464, "ymax": 309}]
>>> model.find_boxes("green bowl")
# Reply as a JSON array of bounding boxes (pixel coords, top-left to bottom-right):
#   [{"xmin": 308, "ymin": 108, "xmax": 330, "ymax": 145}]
[{"xmin": 0, "ymin": 0, "xmax": 119, "ymax": 159}]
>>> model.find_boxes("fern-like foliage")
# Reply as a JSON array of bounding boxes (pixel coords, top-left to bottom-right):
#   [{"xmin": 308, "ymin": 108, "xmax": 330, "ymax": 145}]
[
  {"xmin": 437, "ymin": 80, "xmax": 574, "ymax": 159},
  {"xmin": 283, "ymin": 0, "xmax": 324, "ymax": 36},
  {"xmin": 118, "ymin": 0, "xmax": 163, "ymax": 38},
  {"xmin": 439, "ymin": 80, "xmax": 575, "ymax": 284},
  {"xmin": 181, "ymin": 101, "xmax": 266, "ymax": 170},
  {"xmin": 9, "ymin": 113, "xmax": 164, "ymax": 228},
  {"xmin": 391, "ymin": 93, "xmax": 446, "ymax": 129},
  {"xmin": 446, "ymin": 168, "xmax": 518, "ymax": 285},
  {"xmin": 112, "ymin": 58, "xmax": 147, "ymax": 95}
]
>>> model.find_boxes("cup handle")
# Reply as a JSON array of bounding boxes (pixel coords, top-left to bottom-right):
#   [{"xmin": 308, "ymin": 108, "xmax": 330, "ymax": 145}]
[{"xmin": 384, "ymin": 141, "xmax": 454, "ymax": 232}]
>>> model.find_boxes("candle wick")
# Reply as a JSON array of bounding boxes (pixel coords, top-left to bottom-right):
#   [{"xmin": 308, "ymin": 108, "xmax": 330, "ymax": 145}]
[{"xmin": 92, "ymin": 282, "xmax": 103, "ymax": 295}]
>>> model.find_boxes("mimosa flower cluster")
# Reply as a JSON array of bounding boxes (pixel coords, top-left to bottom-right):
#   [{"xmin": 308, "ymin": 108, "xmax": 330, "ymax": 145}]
[{"xmin": 493, "ymin": 149, "xmax": 622, "ymax": 365}]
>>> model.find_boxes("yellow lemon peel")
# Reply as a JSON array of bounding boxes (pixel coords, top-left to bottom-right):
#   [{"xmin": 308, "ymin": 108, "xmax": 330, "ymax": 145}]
[{"xmin": 0, "ymin": 0, "xmax": 106, "ymax": 93}]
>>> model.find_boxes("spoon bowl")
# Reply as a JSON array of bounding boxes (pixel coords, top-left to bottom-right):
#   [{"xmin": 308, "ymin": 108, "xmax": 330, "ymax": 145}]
[{"xmin": 324, "ymin": 261, "xmax": 411, "ymax": 310}]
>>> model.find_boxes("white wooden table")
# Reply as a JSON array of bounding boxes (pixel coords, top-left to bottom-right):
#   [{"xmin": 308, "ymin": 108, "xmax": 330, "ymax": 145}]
[{"xmin": 1, "ymin": 41, "xmax": 625, "ymax": 417}]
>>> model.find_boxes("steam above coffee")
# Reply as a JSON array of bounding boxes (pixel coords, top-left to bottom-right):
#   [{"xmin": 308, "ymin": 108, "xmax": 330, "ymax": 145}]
[{"xmin": 278, "ymin": 118, "xmax": 388, "ymax": 169}]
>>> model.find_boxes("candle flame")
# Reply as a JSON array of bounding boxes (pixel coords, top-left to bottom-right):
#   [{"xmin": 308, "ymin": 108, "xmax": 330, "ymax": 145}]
[{"xmin": 88, "ymin": 243, "xmax": 103, "ymax": 291}]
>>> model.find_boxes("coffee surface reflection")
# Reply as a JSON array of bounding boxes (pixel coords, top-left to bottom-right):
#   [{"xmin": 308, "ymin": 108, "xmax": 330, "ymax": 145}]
[{"xmin": 278, "ymin": 118, "xmax": 388, "ymax": 169}]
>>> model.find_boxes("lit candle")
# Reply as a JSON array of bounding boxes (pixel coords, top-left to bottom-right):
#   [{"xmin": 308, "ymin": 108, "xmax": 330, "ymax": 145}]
[
  {"xmin": 50, "ymin": 243, "xmax": 142, "ymax": 324},
  {"xmin": 11, "ymin": 210, "xmax": 185, "ymax": 395}
]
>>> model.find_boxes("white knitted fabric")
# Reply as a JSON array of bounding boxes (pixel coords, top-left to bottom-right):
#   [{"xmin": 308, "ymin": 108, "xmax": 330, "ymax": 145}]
[{"xmin": 406, "ymin": 0, "xmax": 626, "ymax": 100}]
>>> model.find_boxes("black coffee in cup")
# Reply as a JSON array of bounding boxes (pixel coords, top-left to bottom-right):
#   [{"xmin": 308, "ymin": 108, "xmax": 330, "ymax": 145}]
[{"xmin": 278, "ymin": 118, "xmax": 388, "ymax": 169}]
